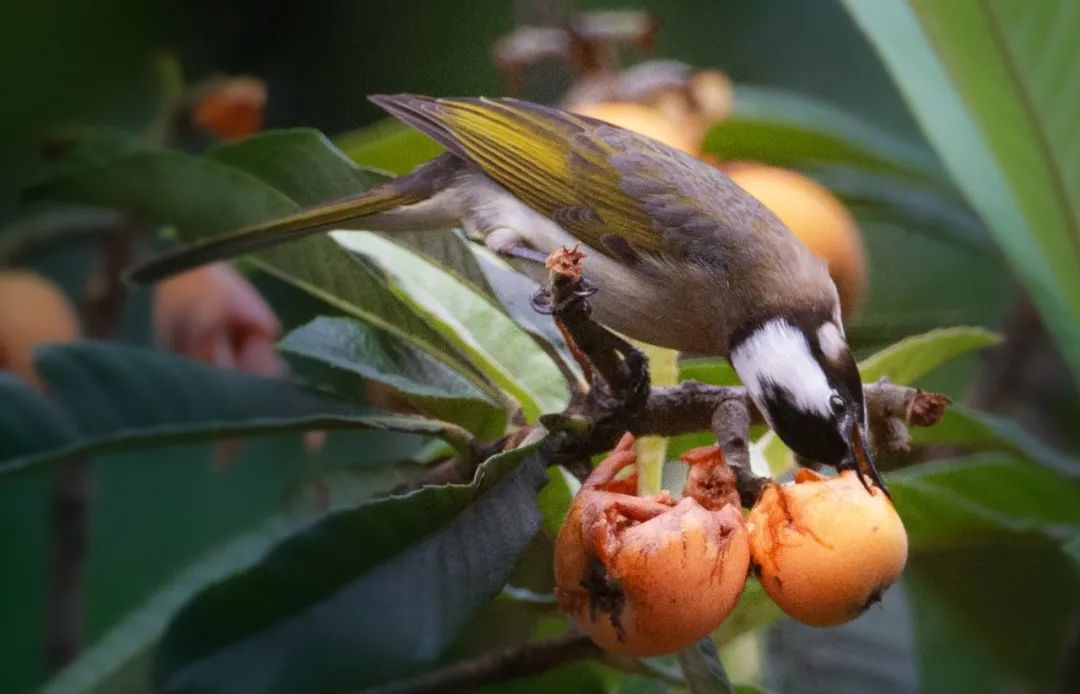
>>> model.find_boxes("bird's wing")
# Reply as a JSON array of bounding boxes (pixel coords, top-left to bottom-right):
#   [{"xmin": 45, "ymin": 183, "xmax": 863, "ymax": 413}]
[{"xmin": 371, "ymin": 94, "xmax": 701, "ymax": 255}]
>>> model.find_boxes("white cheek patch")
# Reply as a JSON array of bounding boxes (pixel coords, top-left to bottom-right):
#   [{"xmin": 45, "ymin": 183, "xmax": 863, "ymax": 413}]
[
  {"xmin": 731, "ymin": 319, "xmax": 833, "ymax": 418},
  {"xmin": 817, "ymin": 321, "xmax": 847, "ymax": 364}
]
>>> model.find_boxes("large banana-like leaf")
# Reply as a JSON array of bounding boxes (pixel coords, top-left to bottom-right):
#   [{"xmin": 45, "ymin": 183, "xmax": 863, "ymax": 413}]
[{"xmin": 842, "ymin": 0, "xmax": 1080, "ymax": 384}]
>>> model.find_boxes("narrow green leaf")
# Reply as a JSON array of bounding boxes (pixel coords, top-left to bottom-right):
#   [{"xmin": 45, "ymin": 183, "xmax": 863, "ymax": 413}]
[
  {"xmin": 537, "ymin": 465, "xmax": 579, "ymax": 538},
  {"xmin": 280, "ymin": 316, "xmax": 505, "ymax": 437},
  {"xmin": 706, "ymin": 86, "xmax": 946, "ymax": 185},
  {"xmin": 858, "ymin": 326, "xmax": 1001, "ymax": 384},
  {"xmin": 155, "ymin": 443, "xmax": 549, "ymax": 693},
  {"xmin": 705, "ymin": 87, "xmax": 998, "ymax": 253},
  {"xmin": 1064, "ymin": 536, "xmax": 1080, "ymax": 572},
  {"xmin": 334, "ymin": 231, "xmax": 569, "ymax": 419},
  {"xmin": 281, "ymin": 460, "xmax": 428, "ymax": 518},
  {"xmin": 889, "ymin": 454, "xmax": 1080, "ymax": 552},
  {"xmin": 889, "ymin": 452, "xmax": 1080, "ymax": 690},
  {"xmin": 333, "ymin": 118, "xmax": 445, "ymax": 175},
  {"xmin": 0, "ymin": 343, "xmax": 461, "ymax": 477},
  {"xmin": 805, "ymin": 164, "xmax": 992, "ymax": 252},
  {"xmin": 207, "ymin": 131, "xmax": 495, "ymax": 305},
  {"xmin": 26, "ymin": 125, "xmax": 161, "ymax": 187},
  {"xmin": 43, "ymin": 515, "xmax": 305, "ymax": 694},
  {"xmin": 207, "ymin": 128, "xmax": 387, "ymax": 205},
  {"xmin": 913, "ymin": 407, "xmax": 1080, "ymax": 479},
  {"xmin": 842, "ymin": 0, "xmax": 1080, "ymax": 384},
  {"xmin": 0, "ymin": 373, "xmax": 78, "ymax": 461}
]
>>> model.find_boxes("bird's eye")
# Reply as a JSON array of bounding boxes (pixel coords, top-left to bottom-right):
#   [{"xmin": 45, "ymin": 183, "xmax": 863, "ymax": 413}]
[{"xmin": 829, "ymin": 393, "xmax": 846, "ymax": 415}]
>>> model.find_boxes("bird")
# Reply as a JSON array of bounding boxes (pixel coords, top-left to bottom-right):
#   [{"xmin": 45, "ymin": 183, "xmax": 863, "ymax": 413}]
[{"xmin": 129, "ymin": 94, "xmax": 886, "ymax": 493}]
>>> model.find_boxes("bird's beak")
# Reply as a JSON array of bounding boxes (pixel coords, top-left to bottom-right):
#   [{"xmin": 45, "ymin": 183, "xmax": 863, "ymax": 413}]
[{"xmin": 848, "ymin": 420, "xmax": 890, "ymax": 497}]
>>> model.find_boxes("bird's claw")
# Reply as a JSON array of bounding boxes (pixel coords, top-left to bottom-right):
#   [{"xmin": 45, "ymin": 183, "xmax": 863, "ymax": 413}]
[{"xmin": 529, "ymin": 277, "xmax": 598, "ymax": 315}]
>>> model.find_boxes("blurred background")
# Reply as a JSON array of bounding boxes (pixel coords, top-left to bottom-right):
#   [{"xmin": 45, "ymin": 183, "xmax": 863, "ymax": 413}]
[{"xmin": 1, "ymin": 1, "xmax": 1077, "ymax": 693}]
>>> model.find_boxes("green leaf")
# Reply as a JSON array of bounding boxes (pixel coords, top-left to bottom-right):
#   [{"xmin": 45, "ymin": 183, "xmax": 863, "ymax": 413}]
[
  {"xmin": 805, "ymin": 164, "xmax": 992, "ymax": 252},
  {"xmin": 890, "ymin": 453, "xmax": 1080, "ymax": 551},
  {"xmin": 207, "ymin": 131, "xmax": 494, "ymax": 304},
  {"xmin": 892, "ymin": 452, "xmax": 1080, "ymax": 552},
  {"xmin": 706, "ymin": 86, "xmax": 946, "ymax": 184},
  {"xmin": 334, "ymin": 118, "xmax": 445, "ymax": 175},
  {"xmin": 857, "ymin": 326, "xmax": 1001, "ymax": 384},
  {"xmin": 537, "ymin": 465, "xmax": 579, "ymax": 538},
  {"xmin": 1064, "ymin": 535, "xmax": 1080, "ymax": 571},
  {"xmin": 281, "ymin": 459, "xmax": 429, "ymax": 518},
  {"xmin": 207, "ymin": 128, "xmax": 388, "ymax": 205},
  {"xmin": 155, "ymin": 443, "xmax": 549, "ymax": 693},
  {"xmin": 913, "ymin": 407, "xmax": 1080, "ymax": 479},
  {"xmin": 27, "ymin": 125, "xmax": 161, "ymax": 186},
  {"xmin": 334, "ymin": 231, "xmax": 569, "ymax": 419},
  {"xmin": 0, "ymin": 374, "xmax": 78, "ymax": 461},
  {"xmin": 906, "ymin": 542, "xmax": 1076, "ymax": 692},
  {"xmin": 42, "ymin": 515, "xmax": 306, "ymax": 694},
  {"xmin": 841, "ymin": 0, "xmax": 1080, "ymax": 384},
  {"xmin": 890, "ymin": 454, "xmax": 1080, "ymax": 690},
  {"xmin": 679, "ymin": 358, "xmax": 741, "ymax": 386},
  {"xmin": 0, "ymin": 343, "xmax": 463, "ymax": 477},
  {"xmin": 471, "ymin": 250, "xmax": 582, "ymax": 383},
  {"xmin": 280, "ymin": 316, "xmax": 505, "ymax": 438},
  {"xmin": 705, "ymin": 87, "xmax": 993, "ymax": 252},
  {"xmin": 29, "ymin": 131, "xmax": 514, "ymax": 404}
]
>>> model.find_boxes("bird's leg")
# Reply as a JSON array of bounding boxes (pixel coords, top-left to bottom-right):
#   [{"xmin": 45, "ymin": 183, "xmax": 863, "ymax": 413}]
[
  {"xmin": 484, "ymin": 227, "xmax": 551, "ymax": 265},
  {"xmin": 711, "ymin": 397, "xmax": 771, "ymax": 507}
]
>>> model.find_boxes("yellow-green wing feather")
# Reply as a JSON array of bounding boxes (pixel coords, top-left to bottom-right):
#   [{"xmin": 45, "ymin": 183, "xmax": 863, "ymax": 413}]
[{"xmin": 370, "ymin": 95, "xmax": 662, "ymax": 252}]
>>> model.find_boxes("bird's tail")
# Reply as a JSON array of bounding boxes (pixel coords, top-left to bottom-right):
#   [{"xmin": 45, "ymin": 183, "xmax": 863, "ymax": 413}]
[{"xmin": 127, "ymin": 157, "xmax": 451, "ymax": 284}]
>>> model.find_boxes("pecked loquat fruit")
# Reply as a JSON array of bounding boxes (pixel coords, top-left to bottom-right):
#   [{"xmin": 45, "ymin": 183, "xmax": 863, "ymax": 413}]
[
  {"xmin": 555, "ymin": 435, "xmax": 749, "ymax": 655},
  {"xmin": 747, "ymin": 468, "xmax": 907, "ymax": 627}
]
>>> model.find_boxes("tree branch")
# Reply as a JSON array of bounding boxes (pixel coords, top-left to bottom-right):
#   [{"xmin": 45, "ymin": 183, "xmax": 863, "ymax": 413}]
[
  {"xmin": 364, "ymin": 633, "xmax": 600, "ymax": 694},
  {"xmin": 45, "ymin": 224, "xmax": 134, "ymax": 671}
]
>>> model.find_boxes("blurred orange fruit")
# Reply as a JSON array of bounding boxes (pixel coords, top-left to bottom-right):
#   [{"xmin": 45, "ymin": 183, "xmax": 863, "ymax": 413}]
[
  {"xmin": 724, "ymin": 163, "xmax": 868, "ymax": 316},
  {"xmin": 194, "ymin": 76, "xmax": 267, "ymax": 140},
  {"xmin": 572, "ymin": 101, "xmax": 701, "ymax": 155},
  {"xmin": 152, "ymin": 264, "xmax": 282, "ymax": 376},
  {"xmin": 0, "ymin": 271, "xmax": 80, "ymax": 389}
]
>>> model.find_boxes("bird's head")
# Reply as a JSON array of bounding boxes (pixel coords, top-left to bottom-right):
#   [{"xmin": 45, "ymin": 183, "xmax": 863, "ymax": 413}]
[{"xmin": 730, "ymin": 315, "xmax": 886, "ymax": 494}]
